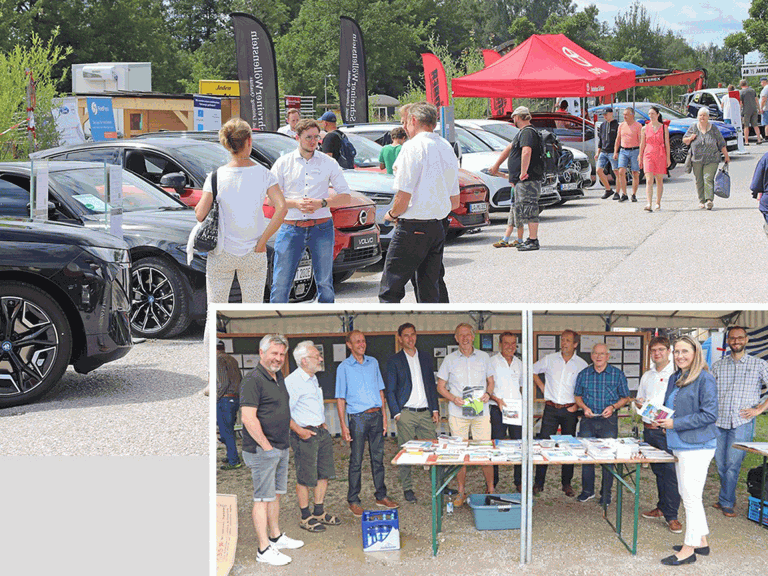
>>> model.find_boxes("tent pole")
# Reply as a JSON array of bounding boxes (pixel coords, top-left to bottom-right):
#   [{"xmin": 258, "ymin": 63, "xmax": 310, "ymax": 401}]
[{"xmin": 520, "ymin": 309, "xmax": 534, "ymax": 565}]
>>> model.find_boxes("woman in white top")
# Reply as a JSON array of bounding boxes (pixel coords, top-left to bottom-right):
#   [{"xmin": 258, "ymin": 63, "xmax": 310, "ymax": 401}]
[{"xmin": 195, "ymin": 118, "xmax": 287, "ymax": 303}]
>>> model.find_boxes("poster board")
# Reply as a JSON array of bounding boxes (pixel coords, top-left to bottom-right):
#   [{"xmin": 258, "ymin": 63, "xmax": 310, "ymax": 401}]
[{"xmin": 216, "ymin": 494, "xmax": 237, "ymax": 576}]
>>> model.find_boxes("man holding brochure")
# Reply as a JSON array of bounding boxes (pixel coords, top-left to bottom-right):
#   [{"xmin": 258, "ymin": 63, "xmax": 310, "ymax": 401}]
[
  {"xmin": 635, "ymin": 336, "xmax": 682, "ymax": 533},
  {"xmin": 488, "ymin": 332, "xmax": 523, "ymax": 492}
]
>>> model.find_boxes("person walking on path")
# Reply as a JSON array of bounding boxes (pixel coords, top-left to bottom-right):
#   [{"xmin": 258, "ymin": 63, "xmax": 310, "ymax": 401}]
[
  {"xmin": 740, "ymin": 79, "xmax": 762, "ymax": 145},
  {"xmin": 595, "ymin": 107, "xmax": 619, "ymax": 200},
  {"xmin": 270, "ymin": 119, "xmax": 351, "ymax": 303},
  {"xmin": 638, "ymin": 106, "xmax": 671, "ymax": 212},
  {"xmin": 613, "ymin": 107, "xmax": 642, "ymax": 202},
  {"xmin": 711, "ymin": 326, "xmax": 768, "ymax": 517},
  {"xmin": 655, "ymin": 336, "xmax": 718, "ymax": 566},
  {"xmin": 378, "ymin": 102, "xmax": 459, "ymax": 303},
  {"xmin": 683, "ymin": 108, "xmax": 730, "ymax": 210}
]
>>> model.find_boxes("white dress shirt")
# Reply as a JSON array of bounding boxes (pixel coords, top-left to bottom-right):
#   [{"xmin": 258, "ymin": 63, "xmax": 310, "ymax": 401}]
[
  {"xmin": 284, "ymin": 367, "xmax": 325, "ymax": 427},
  {"xmin": 489, "ymin": 353, "xmax": 522, "ymax": 406},
  {"xmin": 635, "ymin": 360, "xmax": 675, "ymax": 415},
  {"xmin": 391, "ymin": 131, "xmax": 459, "ymax": 220},
  {"xmin": 278, "ymin": 124, "xmax": 297, "ymax": 138},
  {"xmin": 270, "ymin": 149, "xmax": 351, "ymax": 221},
  {"xmin": 532, "ymin": 352, "xmax": 588, "ymax": 404},
  {"xmin": 437, "ymin": 348, "xmax": 495, "ymax": 419},
  {"xmin": 403, "ymin": 350, "xmax": 428, "ymax": 409}
]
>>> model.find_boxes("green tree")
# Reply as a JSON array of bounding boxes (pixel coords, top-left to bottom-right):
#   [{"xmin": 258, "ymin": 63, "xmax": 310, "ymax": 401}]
[
  {"xmin": 542, "ymin": 4, "xmax": 606, "ymax": 58},
  {"xmin": 608, "ymin": 1, "xmax": 665, "ymax": 66}
]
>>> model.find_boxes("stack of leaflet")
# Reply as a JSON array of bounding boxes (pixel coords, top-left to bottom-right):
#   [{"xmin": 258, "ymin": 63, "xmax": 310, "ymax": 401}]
[
  {"xmin": 639, "ymin": 443, "xmax": 675, "ymax": 460},
  {"xmin": 552, "ymin": 435, "xmax": 587, "ymax": 454},
  {"xmin": 615, "ymin": 438, "xmax": 640, "ymax": 459},
  {"xmin": 401, "ymin": 440, "xmax": 435, "ymax": 451},
  {"xmin": 585, "ymin": 441, "xmax": 615, "ymax": 460},
  {"xmin": 541, "ymin": 449, "xmax": 579, "ymax": 462}
]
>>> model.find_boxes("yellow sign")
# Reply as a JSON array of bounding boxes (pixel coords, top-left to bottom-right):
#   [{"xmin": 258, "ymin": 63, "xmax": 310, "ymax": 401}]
[{"xmin": 199, "ymin": 80, "xmax": 240, "ymax": 96}]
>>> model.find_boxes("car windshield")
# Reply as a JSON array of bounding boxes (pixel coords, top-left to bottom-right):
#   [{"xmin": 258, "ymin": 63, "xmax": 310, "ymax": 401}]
[
  {"xmin": 51, "ymin": 167, "xmax": 184, "ymax": 214},
  {"xmin": 171, "ymin": 142, "xmax": 231, "ymax": 181},
  {"xmin": 478, "ymin": 123, "xmax": 519, "ymax": 142},
  {"xmin": 634, "ymin": 103, "xmax": 687, "ymax": 120},
  {"xmin": 251, "ymin": 133, "xmax": 299, "ymax": 164},
  {"xmin": 345, "ymin": 133, "xmax": 383, "ymax": 166},
  {"xmin": 466, "ymin": 128, "xmax": 509, "ymax": 151},
  {"xmin": 437, "ymin": 127, "xmax": 492, "ymax": 154}
]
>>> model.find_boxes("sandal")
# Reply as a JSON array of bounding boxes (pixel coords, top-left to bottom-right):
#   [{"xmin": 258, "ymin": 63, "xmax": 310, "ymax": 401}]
[
  {"xmin": 299, "ymin": 516, "xmax": 326, "ymax": 532},
  {"xmin": 313, "ymin": 512, "xmax": 341, "ymax": 525},
  {"xmin": 644, "ymin": 204, "xmax": 652, "ymax": 212}
]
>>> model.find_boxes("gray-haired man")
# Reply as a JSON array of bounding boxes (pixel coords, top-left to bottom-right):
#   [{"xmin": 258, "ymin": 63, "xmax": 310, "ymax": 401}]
[
  {"xmin": 285, "ymin": 340, "xmax": 341, "ymax": 533},
  {"xmin": 240, "ymin": 334, "xmax": 304, "ymax": 566}
]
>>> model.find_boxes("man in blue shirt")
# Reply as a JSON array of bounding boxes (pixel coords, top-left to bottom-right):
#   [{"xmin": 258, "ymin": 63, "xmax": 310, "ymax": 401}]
[
  {"xmin": 336, "ymin": 330, "xmax": 399, "ymax": 516},
  {"xmin": 574, "ymin": 343, "xmax": 631, "ymax": 506}
]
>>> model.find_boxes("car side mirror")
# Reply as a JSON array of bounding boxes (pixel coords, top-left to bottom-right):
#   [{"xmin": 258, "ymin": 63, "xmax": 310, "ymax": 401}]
[{"xmin": 160, "ymin": 172, "xmax": 186, "ymax": 193}]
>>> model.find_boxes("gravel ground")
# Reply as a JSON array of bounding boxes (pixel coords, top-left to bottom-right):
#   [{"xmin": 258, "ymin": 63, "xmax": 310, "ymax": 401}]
[
  {"xmin": 218, "ymin": 433, "xmax": 768, "ymax": 575},
  {"xmin": 0, "ymin": 324, "xmax": 208, "ymax": 456}
]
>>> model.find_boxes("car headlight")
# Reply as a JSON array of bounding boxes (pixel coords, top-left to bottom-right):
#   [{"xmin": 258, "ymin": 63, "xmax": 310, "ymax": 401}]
[{"xmin": 84, "ymin": 246, "xmax": 130, "ymax": 264}]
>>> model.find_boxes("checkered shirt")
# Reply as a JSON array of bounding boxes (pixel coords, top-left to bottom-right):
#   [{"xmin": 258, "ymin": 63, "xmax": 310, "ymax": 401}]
[
  {"xmin": 711, "ymin": 353, "xmax": 768, "ymax": 429},
  {"xmin": 574, "ymin": 364, "xmax": 630, "ymax": 413}
]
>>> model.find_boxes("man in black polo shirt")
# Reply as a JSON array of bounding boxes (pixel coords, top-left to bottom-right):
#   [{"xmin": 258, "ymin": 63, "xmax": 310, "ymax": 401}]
[{"xmin": 240, "ymin": 334, "xmax": 304, "ymax": 566}]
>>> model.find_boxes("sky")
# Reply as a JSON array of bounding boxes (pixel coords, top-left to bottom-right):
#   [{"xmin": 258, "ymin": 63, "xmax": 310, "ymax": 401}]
[{"xmin": 573, "ymin": 0, "xmax": 760, "ymax": 60}]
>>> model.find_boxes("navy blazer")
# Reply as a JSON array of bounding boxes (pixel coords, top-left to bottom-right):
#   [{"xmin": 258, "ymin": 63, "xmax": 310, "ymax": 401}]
[
  {"xmin": 384, "ymin": 349, "xmax": 439, "ymax": 416},
  {"xmin": 664, "ymin": 369, "xmax": 719, "ymax": 445}
]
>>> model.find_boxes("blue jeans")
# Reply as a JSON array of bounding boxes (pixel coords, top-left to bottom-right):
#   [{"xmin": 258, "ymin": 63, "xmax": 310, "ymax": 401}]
[
  {"xmin": 270, "ymin": 219, "xmax": 335, "ymax": 303},
  {"xmin": 347, "ymin": 411, "xmax": 387, "ymax": 504},
  {"xmin": 217, "ymin": 396, "xmax": 240, "ymax": 465},
  {"xmin": 644, "ymin": 427, "xmax": 680, "ymax": 520},
  {"xmin": 716, "ymin": 420, "xmax": 755, "ymax": 508},
  {"xmin": 579, "ymin": 414, "xmax": 619, "ymax": 502}
]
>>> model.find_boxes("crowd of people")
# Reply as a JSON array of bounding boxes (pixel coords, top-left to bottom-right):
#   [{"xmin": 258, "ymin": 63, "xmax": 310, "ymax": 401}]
[{"xmin": 216, "ymin": 323, "xmax": 767, "ymax": 567}]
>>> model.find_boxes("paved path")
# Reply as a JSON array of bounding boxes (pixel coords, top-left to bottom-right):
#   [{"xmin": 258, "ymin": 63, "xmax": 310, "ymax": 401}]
[{"xmin": 336, "ymin": 150, "xmax": 767, "ymax": 303}]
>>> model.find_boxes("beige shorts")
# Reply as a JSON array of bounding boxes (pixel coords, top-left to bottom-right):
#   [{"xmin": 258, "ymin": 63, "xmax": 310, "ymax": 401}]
[{"xmin": 448, "ymin": 413, "xmax": 491, "ymax": 440}]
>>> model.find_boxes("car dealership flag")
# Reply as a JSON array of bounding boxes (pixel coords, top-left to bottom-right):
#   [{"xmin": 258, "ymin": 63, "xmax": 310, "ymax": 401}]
[
  {"xmin": 231, "ymin": 12, "xmax": 279, "ymax": 131},
  {"xmin": 421, "ymin": 53, "xmax": 450, "ymax": 108},
  {"xmin": 482, "ymin": 50, "xmax": 514, "ymax": 117},
  {"xmin": 339, "ymin": 16, "xmax": 368, "ymax": 124}
]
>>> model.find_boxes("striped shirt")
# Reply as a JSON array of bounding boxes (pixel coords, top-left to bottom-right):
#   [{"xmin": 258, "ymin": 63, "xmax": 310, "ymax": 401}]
[
  {"xmin": 574, "ymin": 364, "xmax": 630, "ymax": 413},
  {"xmin": 711, "ymin": 353, "xmax": 768, "ymax": 429}
]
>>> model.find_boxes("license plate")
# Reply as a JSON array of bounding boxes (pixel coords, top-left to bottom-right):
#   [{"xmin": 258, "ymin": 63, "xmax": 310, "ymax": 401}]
[
  {"xmin": 469, "ymin": 202, "xmax": 488, "ymax": 213},
  {"xmin": 353, "ymin": 232, "xmax": 377, "ymax": 250},
  {"xmin": 561, "ymin": 182, "xmax": 579, "ymax": 190},
  {"xmin": 294, "ymin": 266, "xmax": 312, "ymax": 281}
]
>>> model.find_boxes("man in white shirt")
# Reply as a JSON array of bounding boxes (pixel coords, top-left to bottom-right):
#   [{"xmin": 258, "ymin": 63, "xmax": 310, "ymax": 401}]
[
  {"xmin": 488, "ymin": 332, "xmax": 523, "ymax": 492},
  {"xmin": 532, "ymin": 329, "xmax": 588, "ymax": 496},
  {"xmin": 278, "ymin": 108, "xmax": 301, "ymax": 138},
  {"xmin": 378, "ymin": 102, "xmax": 460, "ymax": 303},
  {"xmin": 722, "ymin": 85, "xmax": 745, "ymax": 151},
  {"xmin": 635, "ymin": 336, "xmax": 681, "ymax": 534},
  {"xmin": 760, "ymin": 78, "xmax": 768, "ymax": 140},
  {"xmin": 384, "ymin": 323, "xmax": 442, "ymax": 502},
  {"xmin": 285, "ymin": 341, "xmax": 341, "ymax": 533},
  {"xmin": 270, "ymin": 119, "xmax": 351, "ymax": 303},
  {"xmin": 436, "ymin": 323, "xmax": 496, "ymax": 506}
]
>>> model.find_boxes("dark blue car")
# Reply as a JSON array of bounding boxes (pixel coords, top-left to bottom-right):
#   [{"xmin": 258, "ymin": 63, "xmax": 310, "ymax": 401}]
[{"xmin": 589, "ymin": 102, "xmax": 738, "ymax": 168}]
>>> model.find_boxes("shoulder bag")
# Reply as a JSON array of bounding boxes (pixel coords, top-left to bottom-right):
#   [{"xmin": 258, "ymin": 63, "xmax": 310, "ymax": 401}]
[
  {"xmin": 193, "ymin": 170, "xmax": 220, "ymax": 252},
  {"xmin": 714, "ymin": 163, "xmax": 731, "ymax": 198}
]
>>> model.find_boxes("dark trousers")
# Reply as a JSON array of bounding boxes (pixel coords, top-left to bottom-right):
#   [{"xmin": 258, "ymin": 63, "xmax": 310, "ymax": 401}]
[
  {"xmin": 412, "ymin": 218, "xmax": 450, "ymax": 303},
  {"xmin": 644, "ymin": 427, "xmax": 680, "ymax": 521},
  {"xmin": 579, "ymin": 414, "xmax": 619, "ymax": 501},
  {"xmin": 216, "ymin": 396, "xmax": 240, "ymax": 465},
  {"xmin": 490, "ymin": 405, "xmax": 521, "ymax": 487},
  {"xmin": 379, "ymin": 219, "xmax": 446, "ymax": 303},
  {"xmin": 534, "ymin": 404, "xmax": 579, "ymax": 487},
  {"xmin": 347, "ymin": 411, "xmax": 387, "ymax": 504}
]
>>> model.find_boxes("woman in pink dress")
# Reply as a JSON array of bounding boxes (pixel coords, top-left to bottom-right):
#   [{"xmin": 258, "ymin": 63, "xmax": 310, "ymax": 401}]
[{"xmin": 639, "ymin": 106, "xmax": 672, "ymax": 212}]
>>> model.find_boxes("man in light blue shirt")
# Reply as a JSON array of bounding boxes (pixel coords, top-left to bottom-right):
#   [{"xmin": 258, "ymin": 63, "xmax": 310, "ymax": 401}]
[
  {"xmin": 286, "ymin": 341, "xmax": 340, "ymax": 533},
  {"xmin": 336, "ymin": 330, "xmax": 398, "ymax": 516}
]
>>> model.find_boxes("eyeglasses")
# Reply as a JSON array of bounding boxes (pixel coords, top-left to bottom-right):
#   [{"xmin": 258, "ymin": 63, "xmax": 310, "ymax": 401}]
[{"xmin": 728, "ymin": 336, "xmax": 746, "ymax": 341}]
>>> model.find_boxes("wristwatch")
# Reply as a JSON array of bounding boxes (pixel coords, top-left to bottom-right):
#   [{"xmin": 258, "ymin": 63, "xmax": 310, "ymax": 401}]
[{"xmin": 321, "ymin": 199, "xmax": 328, "ymax": 208}]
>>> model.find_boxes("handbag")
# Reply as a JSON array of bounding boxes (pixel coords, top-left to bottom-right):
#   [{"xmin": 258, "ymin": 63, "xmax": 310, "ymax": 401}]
[
  {"xmin": 193, "ymin": 170, "xmax": 220, "ymax": 252},
  {"xmin": 714, "ymin": 163, "xmax": 731, "ymax": 198}
]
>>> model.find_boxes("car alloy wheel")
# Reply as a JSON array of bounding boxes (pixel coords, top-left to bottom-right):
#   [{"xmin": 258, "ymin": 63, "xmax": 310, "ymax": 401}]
[
  {"xmin": 0, "ymin": 283, "xmax": 72, "ymax": 407},
  {"xmin": 669, "ymin": 135, "xmax": 688, "ymax": 165},
  {"xmin": 130, "ymin": 256, "xmax": 191, "ymax": 339}
]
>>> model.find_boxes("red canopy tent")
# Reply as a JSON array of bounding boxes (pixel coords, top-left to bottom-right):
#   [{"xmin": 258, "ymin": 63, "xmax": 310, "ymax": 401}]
[{"xmin": 452, "ymin": 34, "xmax": 635, "ymax": 98}]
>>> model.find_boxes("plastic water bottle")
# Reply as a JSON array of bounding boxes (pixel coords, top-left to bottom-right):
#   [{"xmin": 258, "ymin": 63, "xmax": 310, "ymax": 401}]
[{"xmin": 446, "ymin": 498, "xmax": 454, "ymax": 515}]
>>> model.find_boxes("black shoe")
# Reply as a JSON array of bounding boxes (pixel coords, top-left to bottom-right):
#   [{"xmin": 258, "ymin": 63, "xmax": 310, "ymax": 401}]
[
  {"xmin": 673, "ymin": 545, "xmax": 709, "ymax": 556},
  {"xmin": 444, "ymin": 487, "xmax": 458, "ymax": 496},
  {"xmin": 601, "ymin": 189, "xmax": 613, "ymax": 199},
  {"xmin": 619, "ymin": 195, "xmax": 629, "ymax": 202},
  {"xmin": 517, "ymin": 238, "xmax": 540, "ymax": 251},
  {"xmin": 631, "ymin": 195, "xmax": 637, "ymax": 202},
  {"xmin": 404, "ymin": 490, "xmax": 417, "ymax": 503},
  {"xmin": 661, "ymin": 553, "xmax": 696, "ymax": 566},
  {"xmin": 612, "ymin": 192, "xmax": 620, "ymax": 200}
]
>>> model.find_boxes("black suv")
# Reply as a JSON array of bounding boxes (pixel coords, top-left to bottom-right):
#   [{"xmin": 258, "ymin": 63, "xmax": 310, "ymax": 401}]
[{"xmin": 0, "ymin": 213, "xmax": 133, "ymax": 407}]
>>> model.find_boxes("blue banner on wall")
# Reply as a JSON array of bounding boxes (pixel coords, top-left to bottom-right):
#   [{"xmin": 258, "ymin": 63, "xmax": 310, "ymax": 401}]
[{"xmin": 86, "ymin": 97, "xmax": 117, "ymax": 140}]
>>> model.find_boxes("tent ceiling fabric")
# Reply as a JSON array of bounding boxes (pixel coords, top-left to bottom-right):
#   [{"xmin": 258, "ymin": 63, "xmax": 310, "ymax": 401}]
[
  {"xmin": 217, "ymin": 310, "xmax": 751, "ymax": 335},
  {"xmin": 451, "ymin": 34, "xmax": 635, "ymax": 98}
]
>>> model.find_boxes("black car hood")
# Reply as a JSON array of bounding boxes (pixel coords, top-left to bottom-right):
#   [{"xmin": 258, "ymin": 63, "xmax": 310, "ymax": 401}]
[
  {"xmin": 82, "ymin": 208, "xmax": 198, "ymax": 248},
  {"xmin": 0, "ymin": 218, "xmax": 128, "ymax": 250}
]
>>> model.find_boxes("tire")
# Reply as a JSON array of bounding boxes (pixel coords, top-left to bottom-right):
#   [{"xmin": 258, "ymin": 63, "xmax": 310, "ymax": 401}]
[
  {"xmin": 0, "ymin": 282, "xmax": 73, "ymax": 408},
  {"xmin": 333, "ymin": 270, "xmax": 355, "ymax": 284},
  {"xmin": 130, "ymin": 256, "xmax": 191, "ymax": 339},
  {"xmin": 670, "ymin": 135, "xmax": 688, "ymax": 166}
]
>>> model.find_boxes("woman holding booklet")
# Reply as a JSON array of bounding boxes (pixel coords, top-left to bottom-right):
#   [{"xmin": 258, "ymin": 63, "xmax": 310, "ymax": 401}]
[{"xmin": 655, "ymin": 336, "xmax": 718, "ymax": 566}]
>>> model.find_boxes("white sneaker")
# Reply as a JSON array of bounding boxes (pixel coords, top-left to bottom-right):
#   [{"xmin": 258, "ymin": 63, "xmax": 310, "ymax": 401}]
[
  {"xmin": 654, "ymin": 204, "xmax": 660, "ymax": 211},
  {"xmin": 273, "ymin": 532, "xmax": 304, "ymax": 549},
  {"xmin": 256, "ymin": 544, "xmax": 291, "ymax": 566}
]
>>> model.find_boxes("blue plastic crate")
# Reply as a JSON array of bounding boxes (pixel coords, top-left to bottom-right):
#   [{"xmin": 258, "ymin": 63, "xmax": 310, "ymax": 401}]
[
  {"xmin": 361, "ymin": 509, "xmax": 400, "ymax": 551},
  {"xmin": 468, "ymin": 493, "xmax": 524, "ymax": 530},
  {"xmin": 747, "ymin": 496, "xmax": 768, "ymax": 526}
]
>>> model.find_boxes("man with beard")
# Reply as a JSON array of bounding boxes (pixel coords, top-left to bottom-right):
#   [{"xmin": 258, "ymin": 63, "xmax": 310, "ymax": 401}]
[
  {"xmin": 711, "ymin": 326, "xmax": 768, "ymax": 517},
  {"xmin": 240, "ymin": 334, "xmax": 304, "ymax": 566}
]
